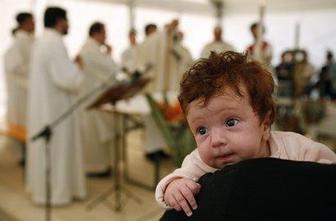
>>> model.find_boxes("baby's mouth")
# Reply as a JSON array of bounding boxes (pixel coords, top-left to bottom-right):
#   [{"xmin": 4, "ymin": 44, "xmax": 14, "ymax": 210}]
[{"xmin": 217, "ymin": 152, "xmax": 235, "ymax": 161}]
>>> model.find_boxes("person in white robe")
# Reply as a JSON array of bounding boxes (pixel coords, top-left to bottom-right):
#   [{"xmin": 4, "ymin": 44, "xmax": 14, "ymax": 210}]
[
  {"xmin": 135, "ymin": 20, "xmax": 182, "ymax": 93},
  {"xmin": 200, "ymin": 26, "xmax": 235, "ymax": 59},
  {"xmin": 133, "ymin": 23, "xmax": 164, "ymax": 157},
  {"xmin": 137, "ymin": 20, "xmax": 186, "ymax": 158},
  {"xmin": 246, "ymin": 22, "xmax": 273, "ymax": 66},
  {"xmin": 246, "ymin": 22, "xmax": 278, "ymax": 86},
  {"xmin": 155, "ymin": 19, "xmax": 180, "ymax": 93},
  {"xmin": 121, "ymin": 29, "xmax": 138, "ymax": 74},
  {"xmin": 135, "ymin": 23, "xmax": 159, "ymax": 92},
  {"xmin": 4, "ymin": 12, "xmax": 35, "ymax": 129},
  {"xmin": 26, "ymin": 7, "xmax": 85, "ymax": 206},
  {"xmin": 79, "ymin": 22, "xmax": 119, "ymax": 175}
]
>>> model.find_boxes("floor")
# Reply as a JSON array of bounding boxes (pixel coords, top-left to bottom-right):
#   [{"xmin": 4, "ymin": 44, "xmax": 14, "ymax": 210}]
[{"xmin": 0, "ymin": 129, "xmax": 175, "ymax": 221}]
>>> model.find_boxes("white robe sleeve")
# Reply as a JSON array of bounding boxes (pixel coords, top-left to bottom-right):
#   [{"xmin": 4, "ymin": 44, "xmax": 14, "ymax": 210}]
[
  {"xmin": 155, "ymin": 149, "xmax": 217, "ymax": 208},
  {"xmin": 49, "ymin": 40, "xmax": 82, "ymax": 93}
]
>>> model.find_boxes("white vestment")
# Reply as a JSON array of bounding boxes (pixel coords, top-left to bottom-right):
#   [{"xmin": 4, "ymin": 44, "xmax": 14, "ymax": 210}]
[
  {"xmin": 169, "ymin": 42, "xmax": 193, "ymax": 91},
  {"xmin": 200, "ymin": 41, "xmax": 235, "ymax": 58},
  {"xmin": 121, "ymin": 44, "xmax": 138, "ymax": 74},
  {"xmin": 246, "ymin": 41, "xmax": 277, "ymax": 84},
  {"xmin": 26, "ymin": 29, "xmax": 85, "ymax": 205},
  {"xmin": 4, "ymin": 30, "xmax": 34, "ymax": 127},
  {"xmin": 79, "ymin": 38, "xmax": 119, "ymax": 172},
  {"xmin": 136, "ymin": 30, "xmax": 193, "ymax": 153},
  {"xmin": 135, "ymin": 32, "xmax": 162, "ymax": 92},
  {"xmin": 136, "ymin": 30, "xmax": 191, "ymax": 93},
  {"xmin": 143, "ymin": 115, "xmax": 167, "ymax": 153}
]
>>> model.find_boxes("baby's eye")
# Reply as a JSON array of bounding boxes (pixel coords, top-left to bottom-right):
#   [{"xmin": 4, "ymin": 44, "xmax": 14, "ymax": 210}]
[
  {"xmin": 225, "ymin": 118, "xmax": 239, "ymax": 127},
  {"xmin": 196, "ymin": 127, "xmax": 208, "ymax": 135}
]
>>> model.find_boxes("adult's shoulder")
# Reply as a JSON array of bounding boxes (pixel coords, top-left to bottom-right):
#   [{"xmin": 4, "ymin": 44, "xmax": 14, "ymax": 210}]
[
  {"xmin": 41, "ymin": 29, "xmax": 63, "ymax": 45},
  {"xmin": 159, "ymin": 158, "xmax": 336, "ymax": 221}
]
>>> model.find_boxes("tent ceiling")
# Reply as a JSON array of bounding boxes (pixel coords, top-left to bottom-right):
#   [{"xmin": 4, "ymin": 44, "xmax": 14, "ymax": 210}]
[{"xmin": 77, "ymin": 0, "xmax": 336, "ymax": 16}]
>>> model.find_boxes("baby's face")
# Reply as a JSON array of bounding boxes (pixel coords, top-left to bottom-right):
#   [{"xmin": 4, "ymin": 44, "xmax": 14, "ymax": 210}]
[{"xmin": 186, "ymin": 87, "xmax": 271, "ymax": 169}]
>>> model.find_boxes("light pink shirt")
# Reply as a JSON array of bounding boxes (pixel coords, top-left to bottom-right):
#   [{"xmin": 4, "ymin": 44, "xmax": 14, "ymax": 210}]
[{"xmin": 155, "ymin": 131, "xmax": 336, "ymax": 208}]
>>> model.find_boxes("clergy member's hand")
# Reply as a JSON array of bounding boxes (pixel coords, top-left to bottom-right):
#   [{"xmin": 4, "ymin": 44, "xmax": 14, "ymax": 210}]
[
  {"xmin": 74, "ymin": 55, "xmax": 83, "ymax": 69},
  {"xmin": 164, "ymin": 178, "xmax": 201, "ymax": 217}
]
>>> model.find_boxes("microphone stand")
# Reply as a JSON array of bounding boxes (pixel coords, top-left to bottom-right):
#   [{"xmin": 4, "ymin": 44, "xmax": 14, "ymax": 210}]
[{"xmin": 31, "ymin": 73, "xmax": 117, "ymax": 221}]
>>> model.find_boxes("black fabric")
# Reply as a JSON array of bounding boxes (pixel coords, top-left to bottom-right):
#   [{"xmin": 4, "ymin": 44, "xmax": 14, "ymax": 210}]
[{"xmin": 159, "ymin": 158, "xmax": 336, "ymax": 221}]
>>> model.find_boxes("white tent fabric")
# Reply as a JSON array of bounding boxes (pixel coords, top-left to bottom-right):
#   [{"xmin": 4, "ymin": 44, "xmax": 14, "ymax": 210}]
[{"xmin": 72, "ymin": 0, "xmax": 336, "ymax": 16}]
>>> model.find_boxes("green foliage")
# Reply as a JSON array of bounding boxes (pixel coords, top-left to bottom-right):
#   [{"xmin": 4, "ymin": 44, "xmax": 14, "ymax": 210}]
[
  {"xmin": 145, "ymin": 93, "xmax": 196, "ymax": 167},
  {"xmin": 301, "ymin": 99, "xmax": 326, "ymax": 125}
]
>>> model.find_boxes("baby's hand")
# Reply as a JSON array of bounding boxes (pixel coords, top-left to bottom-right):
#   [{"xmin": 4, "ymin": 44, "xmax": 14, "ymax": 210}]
[{"xmin": 164, "ymin": 178, "xmax": 201, "ymax": 216}]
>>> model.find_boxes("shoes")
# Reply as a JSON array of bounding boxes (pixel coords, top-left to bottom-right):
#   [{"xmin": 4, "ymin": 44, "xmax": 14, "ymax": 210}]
[
  {"xmin": 86, "ymin": 167, "xmax": 112, "ymax": 178},
  {"xmin": 145, "ymin": 150, "xmax": 171, "ymax": 162}
]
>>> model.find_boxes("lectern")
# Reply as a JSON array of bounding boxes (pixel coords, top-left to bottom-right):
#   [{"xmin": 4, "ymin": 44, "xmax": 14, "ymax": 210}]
[{"xmin": 86, "ymin": 77, "xmax": 150, "ymax": 212}]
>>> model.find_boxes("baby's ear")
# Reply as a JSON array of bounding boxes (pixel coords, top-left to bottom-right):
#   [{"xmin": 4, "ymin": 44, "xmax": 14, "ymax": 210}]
[
  {"xmin": 262, "ymin": 110, "xmax": 273, "ymax": 126},
  {"xmin": 262, "ymin": 111, "xmax": 272, "ymax": 139}
]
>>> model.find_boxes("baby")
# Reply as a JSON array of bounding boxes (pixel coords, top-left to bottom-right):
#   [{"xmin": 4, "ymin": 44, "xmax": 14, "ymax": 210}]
[{"xmin": 155, "ymin": 51, "xmax": 336, "ymax": 216}]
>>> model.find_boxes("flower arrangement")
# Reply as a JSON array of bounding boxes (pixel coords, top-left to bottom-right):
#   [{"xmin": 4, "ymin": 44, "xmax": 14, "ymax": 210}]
[
  {"xmin": 145, "ymin": 93, "xmax": 196, "ymax": 167},
  {"xmin": 159, "ymin": 100, "xmax": 184, "ymax": 123}
]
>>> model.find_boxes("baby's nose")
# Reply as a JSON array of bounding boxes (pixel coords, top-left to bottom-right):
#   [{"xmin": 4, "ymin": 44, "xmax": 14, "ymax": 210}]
[{"xmin": 210, "ymin": 128, "xmax": 226, "ymax": 148}]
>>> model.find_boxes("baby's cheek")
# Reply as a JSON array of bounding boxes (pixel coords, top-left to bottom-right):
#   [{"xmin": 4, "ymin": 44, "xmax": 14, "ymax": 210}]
[
  {"xmin": 195, "ymin": 136, "xmax": 208, "ymax": 150},
  {"xmin": 195, "ymin": 134, "xmax": 206, "ymax": 143},
  {"xmin": 198, "ymin": 147, "xmax": 213, "ymax": 164}
]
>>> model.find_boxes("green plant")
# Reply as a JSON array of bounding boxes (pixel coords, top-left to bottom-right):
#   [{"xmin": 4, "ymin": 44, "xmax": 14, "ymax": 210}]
[
  {"xmin": 301, "ymin": 99, "xmax": 326, "ymax": 125},
  {"xmin": 145, "ymin": 93, "xmax": 196, "ymax": 166}
]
